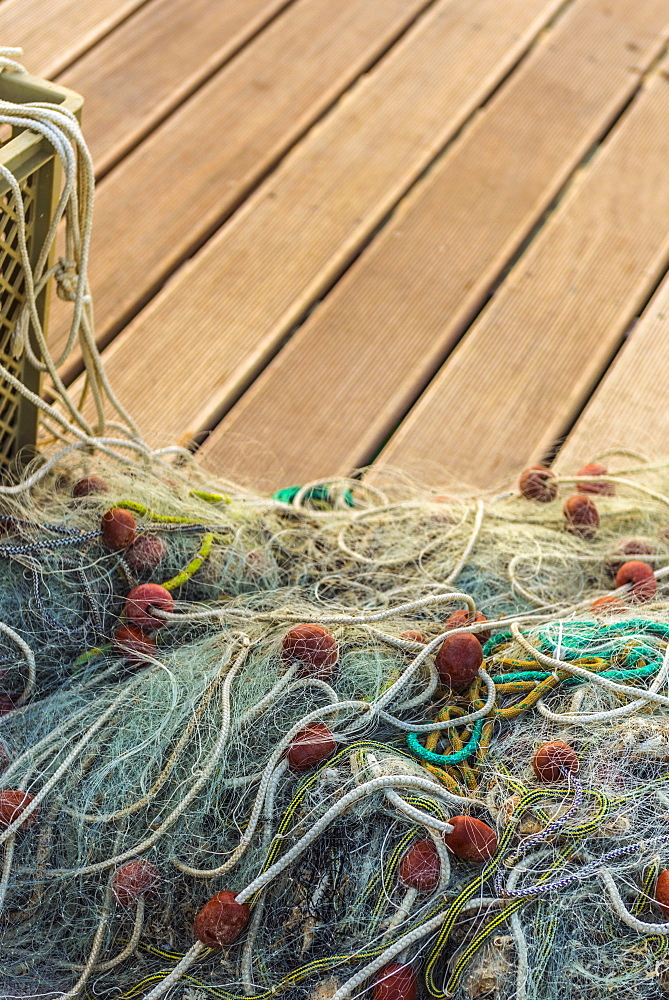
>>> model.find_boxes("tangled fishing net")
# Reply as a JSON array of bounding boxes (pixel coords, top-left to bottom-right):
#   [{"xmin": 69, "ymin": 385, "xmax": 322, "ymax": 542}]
[{"xmin": 3, "ymin": 47, "xmax": 669, "ymax": 1000}]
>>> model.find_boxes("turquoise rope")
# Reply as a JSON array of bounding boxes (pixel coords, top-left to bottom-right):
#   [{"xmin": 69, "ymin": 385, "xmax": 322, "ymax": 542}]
[
  {"xmin": 407, "ymin": 719, "xmax": 485, "ymax": 765},
  {"xmin": 273, "ymin": 484, "xmax": 355, "ymax": 507},
  {"xmin": 493, "ymin": 660, "xmax": 661, "ymax": 686},
  {"xmin": 535, "ymin": 620, "xmax": 669, "ymax": 656},
  {"xmin": 483, "ymin": 632, "xmax": 511, "ymax": 657},
  {"xmin": 418, "ymin": 621, "xmax": 667, "ymax": 770},
  {"xmin": 484, "ymin": 621, "xmax": 669, "ymax": 662}
]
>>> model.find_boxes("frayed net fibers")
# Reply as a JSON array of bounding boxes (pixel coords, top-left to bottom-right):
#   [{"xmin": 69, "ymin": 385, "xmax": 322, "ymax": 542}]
[{"xmin": 2, "ymin": 456, "xmax": 669, "ymax": 1000}]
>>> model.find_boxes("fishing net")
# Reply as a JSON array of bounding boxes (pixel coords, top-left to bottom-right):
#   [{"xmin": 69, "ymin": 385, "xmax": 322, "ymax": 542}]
[{"xmin": 2, "ymin": 46, "xmax": 669, "ymax": 1000}]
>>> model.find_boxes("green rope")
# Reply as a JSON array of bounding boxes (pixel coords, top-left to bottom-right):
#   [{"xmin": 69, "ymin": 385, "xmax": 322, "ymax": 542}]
[
  {"xmin": 189, "ymin": 489, "xmax": 230, "ymax": 504},
  {"xmin": 407, "ymin": 718, "xmax": 485, "ymax": 764},
  {"xmin": 484, "ymin": 620, "xmax": 669, "ymax": 662},
  {"xmin": 272, "ymin": 484, "xmax": 355, "ymax": 508},
  {"xmin": 493, "ymin": 660, "xmax": 661, "ymax": 685},
  {"xmin": 161, "ymin": 532, "xmax": 214, "ymax": 591}
]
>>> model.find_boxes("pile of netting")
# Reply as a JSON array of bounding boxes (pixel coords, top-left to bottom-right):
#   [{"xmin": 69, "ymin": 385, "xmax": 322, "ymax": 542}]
[
  {"xmin": 3, "ymin": 42, "xmax": 669, "ymax": 1000},
  {"xmin": 2, "ymin": 454, "xmax": 669, "ymax": 1000}
]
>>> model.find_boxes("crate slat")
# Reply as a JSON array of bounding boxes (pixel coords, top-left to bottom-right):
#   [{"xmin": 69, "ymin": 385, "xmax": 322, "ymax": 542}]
[{"xmin": 0, "ymin": 72, "xmax": 82, "ymax": 469}]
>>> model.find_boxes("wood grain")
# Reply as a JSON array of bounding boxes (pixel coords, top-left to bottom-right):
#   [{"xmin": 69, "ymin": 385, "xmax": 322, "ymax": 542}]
[
  {"xmin": 198, "ymin": 0, "xmax": 669, "ymax": 489},
  {"xmin": 83, "ymin": 0, "xmax": 568, "ymax": 451},
  {"xmin": 376, "ymin": 59, "xmax": 669, "ymax": 490},
  {"xmin": 0, "ymin": 0, "xmax": 146, "ymax": 79},
  {"xmin": 57, "ymin": 0, "xmax": 293, "ymax": 175},
  {"xmin": 555, "ymin": 272, "xmax": 669, "ymax": 470},
  {"xmin": 49, "ymin": 0, "xmax": 436, "ymax": 364}
]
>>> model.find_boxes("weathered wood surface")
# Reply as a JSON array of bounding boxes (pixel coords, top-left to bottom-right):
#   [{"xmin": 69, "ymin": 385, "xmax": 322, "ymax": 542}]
[
  {"xmin": 556, "ymin": 272, "xmax": 669, "ymax": 471},
  {"xmin": 49, "ymin": 0, "xmax": 437, "ymax": 365},
  {"xmin": 56, "ymin": 0, "xmax": 295, "ymax": 175},
  {"xmin": 1, "ymin": 0, "xmax": 147, "ymax": 78},
  {"xmin": 199, "ymin": 0, "xmax": 669, "ymax": 488},
  {"xmin": 5, "ymin": 0, "xmax": 669, "ymax": 490},
  {"xmin": 75, "ymin": 0, "xmax": 569, "ymax": 447},
  {"xmin": 375, "ymin": 62, "xmax": 669, "ymax": 488}
]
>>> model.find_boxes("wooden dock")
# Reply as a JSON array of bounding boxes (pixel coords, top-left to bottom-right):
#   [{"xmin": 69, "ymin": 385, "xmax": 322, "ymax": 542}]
[{"xmin": 5, "ymin": 0, "xmax": 669, "ymax": 492}]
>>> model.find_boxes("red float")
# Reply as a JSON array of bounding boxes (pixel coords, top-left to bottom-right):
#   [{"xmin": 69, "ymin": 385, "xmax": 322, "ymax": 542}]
[
  {"xmin": 112, "ymin": 860, "xmax": 160, "ymax": 906},
  {"xmin": 0, "ymin": 789, "xmax": 38, "ymax": 830},
  {"xmin": 113, "ymin": 625, "xmax": 157, "ymax": 668},
  {"xmin": 398, "ymin": 838, "xmax": 441, "ymax": 892},
  {"xmin": 435, "ymin": 632, "xmax": 482, "ymax": 692},
  {"xmin": 591, "ymin": 594, "xmax": 626, "ymax": 615},
  {"xmin": 194, "ymin": 890, "xmax": 250, "ymax": 946},
  {"xmin": 398, "ymin": 630, "xmax": 425, "ymax": 643},
  {"xmin": 655, "ymin": 870, "xmax": 669, "ymax": 916},
  {"xmin": 444, "ymin": 815, "xmax": 497, "ymax": 862},
  {"xmin": 606, "ymin": 537, "xmax": 654, "ymax": 578},
  {"xmin": 287, "ymin": 723, "xmax": 337, "ymax": 772},
  {"xmin": 532, "ymin": 741, "xmax": 579, "ymax": 782},
  {"xmin": 563, "ymin": 495, "xmax": 599, "ymax": 538},
  {"xmin": 73, "ymin": 475, "xmax": 108, "ymax": 497},
  {"xmin": 125, "ymin": 533, "xmax": 168, "ymax": 573},
  {"xmin": 575, "ymin": 462, "xmax": 615, "ymax": 496},
  {"xmin": 615, "ymin": 561, "xmax": 657, "ymax": 603},
  {"xmin": 0, "ymin": 695, "xmax": 16, "ymax": 716},
  {"xmin": 444, "ymin": 609, "xmax": 491, "ymax": 644},
  {"xmin": 519, "ymin": 465, "xmax": 557, "ymax": 503},
  {"xmin": 280, "ymin": 624, "xmax": 338, "ymax": 678},
  {"xmin": 125, "ymin": 583, "xmax": 174, "ymax": 630},
  {"xmin": 101, "ymin": 508, "xmax": 137, "ymax": 550},
  {"xmin": 373, "ymin": 964, "xmax": 417, "ymax": 1000}
]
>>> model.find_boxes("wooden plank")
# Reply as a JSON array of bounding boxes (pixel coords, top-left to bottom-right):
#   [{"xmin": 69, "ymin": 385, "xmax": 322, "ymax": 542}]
[
  {"xmin": 0, "ymin": 0, "xmax": 146, "ymax": 79},
  {"xmin": 373, "ymin": 58, "xmax": 669, "ymax": 490},
  {"xmin": 57, "ymin": 0, "xmax": 294, "ymax": 175},
  {"xmin": 49, "ymin": 0, "xmax": 438, "ymax": 365},
  {"xmin": 198, "ymin": 0, "xmax": 669, "ymax": 489},
  {"xmin": 81, "ymin": 0, "xmax": 569, "ymax": 447},
  {"xmin": 555, "ymin": 271, "xmax": 669, "ymax": 469}
]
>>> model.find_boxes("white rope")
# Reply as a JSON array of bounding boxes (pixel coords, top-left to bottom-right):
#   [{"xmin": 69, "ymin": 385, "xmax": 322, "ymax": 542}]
[
  {"xmin": 600, "ymin": 869, "xmax": 669, "ymax": 934},
  {"xmin": 0, "ymin": 48, "xmax": 25, "ymax": 74},
  {"xmin": 236, "ymin": 774, "xmax": 467, "ymax": 904},
  {"xmin": 537, "ymin": 640, "xmax": 669, "ymax": 724},
  {"xmin": 329, "ymin": 908, "xmax": 448, "ymax": 1000},
  {"xmin": 383, "ymin": 788, "xmax": 454, "ymax": 834},
  {"xmin": 505, "ymin": 852, "xmax": 540, "ymax": 1000},
  {"xmin": 0, "ymin": 47, "xmax": 187, "ymax": 491},
  {"xmin": 445, "ymin": 498, "xmax": 485, "ymax": 584},
  {"xmin": 0, "ymin": 675, "xmax": 145, "ymax": 844},
  {"xmin": 140, "ymin": 942, "xmax": 206, "ymax": 1000},
  {"xmin": 154, "ymin": 592, "xmax": 479, "ymax": 623},
  {"xmin": 377, "ymin": 667, "xmax": 496, "ymax": 732},
  {"xmin": 0, "ymin": 621, "xmax": 36, "ymax": 705},
  {"xmin": 51, "ymin": 640, "xmax": 251, "ymax": 877},
  {"xmin": 511, "ymin": 623, "xmax": 669, "ymax": 709}
]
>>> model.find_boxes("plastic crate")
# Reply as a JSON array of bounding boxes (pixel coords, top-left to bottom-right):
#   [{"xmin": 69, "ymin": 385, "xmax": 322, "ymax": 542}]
[{"xmin": 0, "ymin": 70, "xmax": 82, "ymax": 471}]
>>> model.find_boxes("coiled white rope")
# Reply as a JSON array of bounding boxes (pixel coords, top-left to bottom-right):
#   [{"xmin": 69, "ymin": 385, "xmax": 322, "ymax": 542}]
[{"xmin": 0, "ymin": 48, "xmax": 187, "ymax": 492}]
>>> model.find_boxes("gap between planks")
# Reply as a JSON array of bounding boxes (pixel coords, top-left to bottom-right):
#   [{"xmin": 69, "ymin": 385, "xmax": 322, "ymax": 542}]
[
  {"xmin": 55, "ymin": 0, "xmax": 296, "ymax": 177},
  {"xmin": 555, "ymin": 266, "xmax": 669, "ymax": 470},
  {"xmin": 373, "ymin": 53, "xmax": 669, "ymax": 491},
  {"xmin": 0, "ymin": 0, "xmax": 149, "ymax": 79},
  {"xmin": 72, "ymin": 0, "xmax": 571, "ymax": 459},
  {"xmin": 47, "ymin": 0, "xmax": 440, "ymax": 373},
  {"xmin": 198, "ymin": 0, "xmax": 669, "ymax": 491}
]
